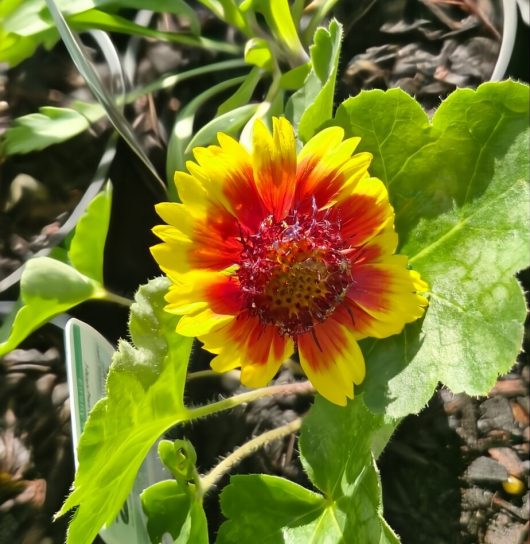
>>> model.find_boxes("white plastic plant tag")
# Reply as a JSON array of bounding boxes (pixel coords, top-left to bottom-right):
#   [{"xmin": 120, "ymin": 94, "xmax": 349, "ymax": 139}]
[{"xmin": 64, "ymin": 318, "xmax": 165, "ymax": 544}]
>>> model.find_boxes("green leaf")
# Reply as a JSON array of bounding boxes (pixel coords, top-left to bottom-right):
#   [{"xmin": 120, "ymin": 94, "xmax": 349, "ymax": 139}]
[
  {"xmin": 68, "ymin": 184, "xmax": 112, "ymax": 283},
  {"xmin": 0, "ymin": 257, "xmax": 100, "ymax": 356},
  {"xmin": 279, "ymin": 62, "xmax": 310, "ymax": 90},
  {"xmin": 69, "ymin": 9, "xmax": 239, "ymax": 54},
  {"xmin": 244, "ymin": 38, "xmax": 273, "ymax": 71},
  {"xmin": 57, "ymin": 277, "xmax": 194, "ymax": 544},
  {"xmin": 0, "ymin": 0, "xmax": 207, "ymax": 66},
  {"xmin": 334, "ymin": 81, "xmax": 530, "ymax": 417},
  {"xmin": 217, "ymin": 397, "xmax": 398, "ymax": 543},
  {"xmin": 0, "ymin": 1, "xmax": 90, "ymax": 66},
  {"xmin": 301, "ymin": 0, "xmax": 340, "ymax": 45},
  {"xmin": 217, "ymin": 475, "xmax": 325, "ymax": 543},
  {"xmin": 3, "ymin": 60, "xmax": 246, "ymax": 154},
  {"xmin": 112, "ymin": 0, "xmax": 201, "ymax": 36},
  {"xmin": 2, "ymin": 105, "xmax": 101, "ymax": 155},
  {"xmin": 141, "ymin": 480, "xmax": 207, "ymax": 544},
  {"xmin": 186, "ymin": 104, "xmax": 259, "ymax": 152},
  {"xmin": 217, "ymin": 67, "xmax": 262, "ymax": 115},
  {"xmin": 243, "ymin": 0, "xmax": 307, "ymax": 63},
  {"xmin": 286, "ymin": 19, "xmax": 342, "ymax": 142}
]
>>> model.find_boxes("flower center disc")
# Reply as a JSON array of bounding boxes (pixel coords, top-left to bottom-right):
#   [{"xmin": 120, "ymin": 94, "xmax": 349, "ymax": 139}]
[{"xmin": 237, "ymin": 209, "xmax": 352, "ymax": 337}]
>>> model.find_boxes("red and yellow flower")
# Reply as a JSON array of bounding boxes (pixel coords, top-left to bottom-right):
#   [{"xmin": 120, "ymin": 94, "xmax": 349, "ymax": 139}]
[{"xmin": 151, "ymin": 117, "xmax": 428, "ymax": 405}]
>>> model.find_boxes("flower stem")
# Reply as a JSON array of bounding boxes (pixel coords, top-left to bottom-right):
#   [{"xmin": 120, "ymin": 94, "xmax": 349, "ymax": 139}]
[
  {"xmin": 200, "ymin": 417, "xmax": 302, "ymax": 495},
  {"xmin": 186, "ymin": 369, "xmax": 227, "ymax": 381},
  {"xmin": 187, "ymin": 381, "xmax": 314, "ymax": 422},
  {"xmin": 98, "ymin": 289, "xmax": 134, "ymax": 307}
]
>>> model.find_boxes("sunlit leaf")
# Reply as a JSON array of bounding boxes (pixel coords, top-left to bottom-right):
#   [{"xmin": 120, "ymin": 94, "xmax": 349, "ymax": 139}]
[
  {"xmin": 68, "ymin": 183, "xmax": 112, "ymax": 283},
  {"xmin": 279, "ymin": 63, "xmax": 310, "ymax": 90},
  {"xmin": 2, "ymin": 60, "xmax": 246, "ymax": 154},
  {"xmin": 2, "ymin": 105, "xmax": 101, "ymax": 155},
  {"xmin": 0, "ymin": 258, "xmax": 101, "ymax": 356},
  {"xmin": 69, "ymin": 8, "xmax": 239, "ymax": 53},
  {"xmin": 57, "ymin": 277, "xmax": 194, "ymax": 544},
  {"xmin": 286, "ymin": 19, "xmax": 342, "ymax": 142},
  {"xmin": 334, "ymin": 81, "xmax": 530, "ymax": 417},
  {"xmin": 0, "ymin": 0, "xmax": 205, "ymax": 66},
  {"xmin": 242, "ymin": 0, "xmax": 307, "ymax": 63},
  {"xmin": 244, "ymin": 38, "xmax": 273, "ymax": 71},
  {"xmin": 189, "ymin": 104, "xmax": 259, "ymax": 151},
  {"xmin": 217, "ymin": 67, "xmax": 262, "ymax": 114}
]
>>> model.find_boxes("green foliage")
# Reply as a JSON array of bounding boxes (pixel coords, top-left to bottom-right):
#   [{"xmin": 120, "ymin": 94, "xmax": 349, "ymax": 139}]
[
  {"xmin": 141, "ymin": 439, "xmax": 207, "ymax": 544},
  {"xmin": 142, "ymin": 480, "xmax": 208, "ymax": 544},
  {"xmin": 45, "ymin": 0, "xmax": 166, "ymax": 191},
  {"xmin": 68, "ymin": 8, "xmax": 237, "ymax": 52},
  {"xmin": 2, "ymin": 60, "xmax": 246, "ymax": 156},
  {"xmin": 0, "ymin": 258, "xmax": 100, "ymax": 356},
  {"xmin": 1, "ymin": 104, "xmax": 101, "ymax": 155},
  {"xmin": 334, "ymin": 81, "xmax": 530, "ymax": 417},
  {"xmin": 217, "ymin": 397, "xmax": 398, "ymax": 543},
  {"xmin": 286, "ymin": 19, "xmax": 342, "ymax": 142},
  {"xmin": 57, "ymin": 277, "xmax": 194, "ymax": 544},
  {"xmin": 157, "ymin": 439, "xmax": 197, "ymax": 485},
  {"xmin": 244, "ymin": 38, "xmax": 273, "ymax": 71},
  {"xmin": 0, "ymin": 186, "xmax": 112, "ymax": 356},
  {"xmin": 68, "ymin": 183, "xmax": 112, "ymax": 283},
  {"xmin": 217, "ymin": 67, "xmax": 262, "ymax": 115},
  {"xmin": 0, "ymin": 0, "xmax": 206, "ymax": 66}
]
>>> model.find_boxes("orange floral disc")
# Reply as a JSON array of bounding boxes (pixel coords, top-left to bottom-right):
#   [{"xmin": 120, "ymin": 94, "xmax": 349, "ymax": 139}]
[{"xmin": 151, "ymin": 117, "xmax": 428, "ymax": 405}]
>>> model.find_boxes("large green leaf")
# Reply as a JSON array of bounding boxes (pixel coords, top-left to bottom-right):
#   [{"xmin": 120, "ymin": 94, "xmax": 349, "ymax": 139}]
[
  {"xmin": 286, "ymin": 19, "xmax": 342, "ymax": 142},
  {"xmin": 57, "ymin": 277, "xmax": 194, "ymax": 544},
  {"xmin": 0, "ymin": 257, "xmax": 101, "ymax": 356},
  {"xmin": 217, "ymin": 397, "xmax": 398, "ymax": 543},
  {"xmin": 68, "ymin": 183, "xmax": 112, "ymax": 283},
  {"xmin": 334, "ymin": 81, "xmax": 530, "ymax": 416}
]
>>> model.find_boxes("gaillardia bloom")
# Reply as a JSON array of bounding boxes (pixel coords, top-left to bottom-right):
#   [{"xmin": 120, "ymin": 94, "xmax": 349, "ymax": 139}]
[{"xmin": 151, "ymin": 117, "xmax": 428, "ymax": 405}]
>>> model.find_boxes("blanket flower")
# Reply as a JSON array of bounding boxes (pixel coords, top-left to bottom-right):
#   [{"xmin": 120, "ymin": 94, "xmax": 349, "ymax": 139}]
[{"xmin": 151, "ymin": 117, "xmax": 428, "ymax": 405}]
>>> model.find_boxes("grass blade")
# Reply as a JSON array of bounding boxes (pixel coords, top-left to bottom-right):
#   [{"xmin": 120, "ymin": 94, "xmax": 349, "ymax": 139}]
[{"xmin": 45, "ymin": 0, "xmax": 167, "ymax": 194}]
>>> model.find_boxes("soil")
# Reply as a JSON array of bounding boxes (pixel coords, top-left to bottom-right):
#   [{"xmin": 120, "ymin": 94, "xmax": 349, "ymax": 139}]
[{"xmin": 1, "ymin": 1, "xmax": 529, "ymax": 543}]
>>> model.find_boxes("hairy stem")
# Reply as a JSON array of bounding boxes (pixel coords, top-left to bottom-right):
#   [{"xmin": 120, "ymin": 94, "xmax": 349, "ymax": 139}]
[
  {"xmin": 187, "ymin": 380, "xmax": 314, "ymax": 422},
  {"xmin": 186, "ymin": 369, "xmax": 229, "ymax": 381},
  {"xmin": 200, "ymin": 417, "xmax": 302, "ymax": 495}
]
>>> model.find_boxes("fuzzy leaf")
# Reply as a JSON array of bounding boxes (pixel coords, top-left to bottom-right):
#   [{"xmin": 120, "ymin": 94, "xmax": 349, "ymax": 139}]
[
  {"xmin": 334, "ymin": 81, "xmax": 530, "ymax": 416},
  {"xmin": 57, "ymin": 277, "xmax": 194, "ymax": 544},
  {"xmin": 286, "ymin": 19, "xmax": 341, "ymax": 142}
]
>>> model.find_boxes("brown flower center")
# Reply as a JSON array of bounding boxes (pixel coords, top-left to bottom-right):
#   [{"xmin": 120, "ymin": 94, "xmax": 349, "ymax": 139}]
[{"xmin": 237, "ymin": 205, "xmax": 352, "ymax": 336}]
